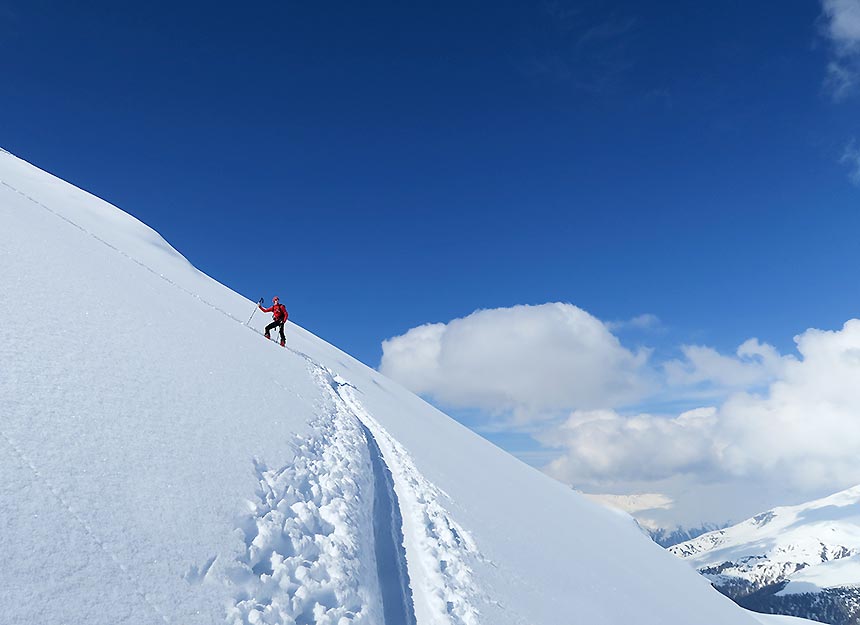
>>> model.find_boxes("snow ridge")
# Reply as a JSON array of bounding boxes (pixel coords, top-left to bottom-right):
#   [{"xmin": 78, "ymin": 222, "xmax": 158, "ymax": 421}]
[{"xmin": 0, "ymin": 176, "xmax": 243, "ymax": 326}]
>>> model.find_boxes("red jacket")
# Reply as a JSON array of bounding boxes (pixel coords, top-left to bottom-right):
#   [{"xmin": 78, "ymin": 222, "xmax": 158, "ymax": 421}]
[{"xmin": 260, "ymin": 303, "xmax": 288, "ymax": 322}]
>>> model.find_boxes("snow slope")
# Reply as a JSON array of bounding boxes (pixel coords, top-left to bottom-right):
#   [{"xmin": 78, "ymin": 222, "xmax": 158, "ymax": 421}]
[
  {"xmin": 778, "ymin": 556, "xmax": 860, "ymax": 595},
  {"xmin": 670, "ymin": 485, "xmax": 860, "ymax": 587},
  {"xmin": 780, "ymin": 555, "xmax": 860, "ymax": 595},
  {"xmin": 669, "ymin": 485, "xmax": 860, "ymax": 624},
  {"xmin": 0, "ymin": 149, "xmax": 765, "ymax": 624},
  {"xmin": 754, "ymin": 616, "xmax": 820, "ymax": 625}
]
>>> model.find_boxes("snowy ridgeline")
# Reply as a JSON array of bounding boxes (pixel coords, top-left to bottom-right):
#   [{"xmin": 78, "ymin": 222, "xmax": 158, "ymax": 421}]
[
  {"xmin": 649, "ymin": 523, "xmax": 727, "ymax": 548},
  {"xmin": 0, "ymin": 148, "xmax": 776, "ymax": 624},
  {"xmin": 669, "ymin": 486, "xmax": 860, "ymax": 625}
]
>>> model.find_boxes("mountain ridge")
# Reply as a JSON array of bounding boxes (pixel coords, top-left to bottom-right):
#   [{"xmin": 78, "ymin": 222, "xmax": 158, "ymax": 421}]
[{"xmin": 670, "ymin": 485, "xmax": 860, "ymax": 624}]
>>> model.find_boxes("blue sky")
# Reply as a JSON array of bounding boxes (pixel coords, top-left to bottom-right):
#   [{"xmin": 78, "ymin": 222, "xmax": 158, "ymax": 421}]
[
  {"xmin": 3, "ymin": 0, "xmax": 857, "ymax": 359},
  {"xmin": 5, "ymin": 0, "xmax": 860, "ymax": 523}
]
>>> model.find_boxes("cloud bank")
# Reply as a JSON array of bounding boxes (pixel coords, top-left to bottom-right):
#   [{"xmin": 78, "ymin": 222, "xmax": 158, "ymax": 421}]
[
  {"xmin": 381, "ymin": 303, "xmax": 860, "ymax": 525},
  {"xmin": 380, "ymin": 302, "xmax": 787, "ymax": 423},
  {"xmin": 544, "ymin": 320, "xmax": 860, "ymax": 499}
]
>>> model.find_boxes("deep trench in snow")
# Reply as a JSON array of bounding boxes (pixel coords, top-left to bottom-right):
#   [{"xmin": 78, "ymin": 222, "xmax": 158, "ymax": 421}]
[{"xmin": 360, "ymin": 420, "xmax": 418, "ymax": 625}]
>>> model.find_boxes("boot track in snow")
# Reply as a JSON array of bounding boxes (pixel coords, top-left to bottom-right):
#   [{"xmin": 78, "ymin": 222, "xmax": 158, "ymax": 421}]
[{"xmin": 224, "ymin": 361, "xmax": 481, "ymax": 625}]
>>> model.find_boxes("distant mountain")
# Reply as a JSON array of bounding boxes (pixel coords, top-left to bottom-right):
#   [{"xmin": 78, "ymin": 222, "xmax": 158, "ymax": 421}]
[
  {"xmin": 669, "ymin": 486, "xmax": 860, "ymax": 624},
  {"xmin": 650, "ymin": 523, "xmax": 727, "ymax": 548}
]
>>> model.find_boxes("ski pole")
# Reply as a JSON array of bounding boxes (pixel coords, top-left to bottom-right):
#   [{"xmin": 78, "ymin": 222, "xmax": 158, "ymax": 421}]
[{"xmin": 246, "ymin": 298, "xmax": 263, "ymax": 325}]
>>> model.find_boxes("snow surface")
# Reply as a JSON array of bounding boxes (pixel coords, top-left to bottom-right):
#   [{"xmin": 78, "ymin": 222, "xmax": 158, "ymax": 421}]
[
  {"xmin": 0, "ymin": 149, "xmax": 766, "ymax": 624},
  {"xmin": 779, "ymin": 555, "xmax": 860, "ymax": 595},
  {"xmin": 753, "ymin": 616, "xmax": 819, "ymax": 624},
  {"xmin": 670, "ymin": 485, "xmax": 860, "ymax": 594}
]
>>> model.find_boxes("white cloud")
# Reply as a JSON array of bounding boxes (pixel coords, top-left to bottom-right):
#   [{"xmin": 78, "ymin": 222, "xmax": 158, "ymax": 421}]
[
  {"xmin": 380, "ymin": 303, "xmax": 651, "ymax": 422},
  {"xmin": 821, "ymin": 0, "xmax": 860, "ymax": 98},
  {"xmin": 540, "ymin": 407, "xmax": 720, "ymax": 482},
  {"xmin": 606, "ymin": 313, "xmax": 661, "ymax": 332},
  {"xmin": 715, "ymin": 322, "xmax": 860, "ymax": 488},
  {"xmin": 376, "ymin": 322, "xmax": 445, "ymax": 396},
  {"xmin": 819, "ymin": 3, "xmax": 860, "ymax": 182},
  {"xmin": 542, "ymin": 320, "xmax": 860, "ymax": 515},
  {"xmin": 841, "ymin": 139, "xmax": 860, "ymax": 184},
  {"xmin": 381, "ymin": 303, "xmax": 791, "ymax": 420},
  {"xmin": 663, "ymin": 338, "xmax": 791, "ymax": 391},
  {"xmin": 823, "ymin": 0, "xmax": 860, "ymax": 53},
  {"xmin": 581, "ymin": 492, "xmax": 674, "ymax": 514}
]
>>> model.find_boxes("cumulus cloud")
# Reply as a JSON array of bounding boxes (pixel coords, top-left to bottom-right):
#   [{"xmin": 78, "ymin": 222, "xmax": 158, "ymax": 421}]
[
  {"xmin": 540, "ymin": 407, "xmax": 720, "ymax": 482},
  {"xmin": 381, "ymin": 303, "xmax": 793, "ymax": 421},
  {"xmin": 714, "ymin": 322, "xmax": 860, "ymax": 488},
  {"xmin": 663, "ymin": 338, "xmax": 791, "ymax": 392},
  {"xmin": 381, "ymin": 302, "xmax": 788, "ymax": 421},
  {"xmin": 543, "ymin": 320, "xmax": 860, "ymax": 500},
  {"xmin": 821, "ymin": 0, "xmax": 860, "ymax": 98},
  {"xmin": 379, "ymin": 303, "xmax": 651, "ymax": 422}
]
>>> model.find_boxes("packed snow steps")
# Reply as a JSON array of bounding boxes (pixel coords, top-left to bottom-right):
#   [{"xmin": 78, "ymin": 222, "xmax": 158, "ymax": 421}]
[
  {"xmin": 222, "ymin": 362, "xmax": 483, "ymax": 625},
  {"xmin": 226, "ymin": 409, "xmax": 384, "ymax": 624}
]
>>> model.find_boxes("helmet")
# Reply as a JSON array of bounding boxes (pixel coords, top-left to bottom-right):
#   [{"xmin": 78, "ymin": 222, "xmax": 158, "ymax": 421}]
[{"xmin": 273, "ymin": 296, "xmax": 280, "ymax": 303}]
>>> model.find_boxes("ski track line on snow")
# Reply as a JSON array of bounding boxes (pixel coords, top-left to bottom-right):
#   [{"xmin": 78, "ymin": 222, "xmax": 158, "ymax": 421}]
[
  {"xmin": 227, "ymin": 359, "xmax": 483, "ymax": 625},
  {"xmin": 0, "ymin": 178, "xmax": 246, "ymax": 325},
  {"xmin": 0, "ymin": 428, "xmax": 171, "ymax": 624},
  {"xmin": 358, "ymin": 418, "xmax": 417, "ymax": 625},
  {"xmin": 224, "ymin": 372, "xmax": 385, "ymax": 625},
  {"xmin": 312, "ymin": 367, "xmax": 418, "ymax": 625},
  {"xmin": 319, "ymin": 368, "xmax": 483, "ymax": 625}
]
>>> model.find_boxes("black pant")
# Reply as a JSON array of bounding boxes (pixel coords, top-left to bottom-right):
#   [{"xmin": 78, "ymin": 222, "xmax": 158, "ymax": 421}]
[{"xmin": 265, "ymin": 319, "xmax": 286, "ymax": 342}]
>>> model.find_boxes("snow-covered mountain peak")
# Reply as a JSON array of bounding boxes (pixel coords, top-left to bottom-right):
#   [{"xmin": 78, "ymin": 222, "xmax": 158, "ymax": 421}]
[
  {"xmin": 0, "ymin": 149, "xmax": 770, "ymax": 624},
  {"xmin": 669, "ymin": 485, "xmax": 860, "ymax": 624},
  {"xmin": 670, "ymin": 485, "xmax": 860, "ymax": 565}
]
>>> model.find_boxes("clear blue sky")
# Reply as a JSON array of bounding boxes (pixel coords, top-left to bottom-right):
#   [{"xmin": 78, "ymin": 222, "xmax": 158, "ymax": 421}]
[{"xmin": 2, "ymin": 0, "xmax": 857, "ymax": 368}]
